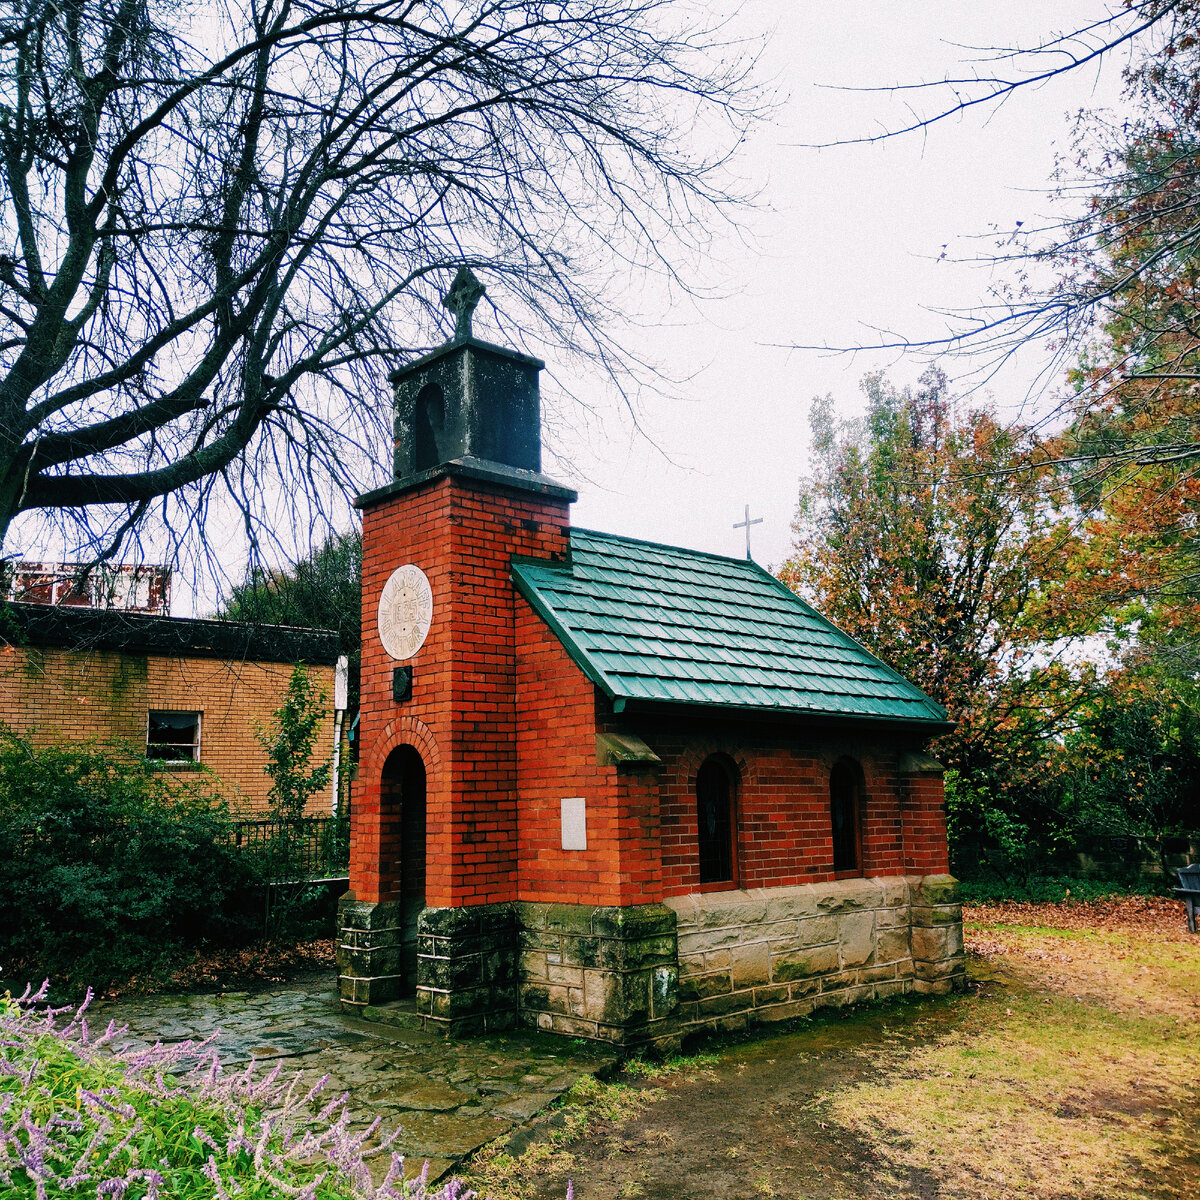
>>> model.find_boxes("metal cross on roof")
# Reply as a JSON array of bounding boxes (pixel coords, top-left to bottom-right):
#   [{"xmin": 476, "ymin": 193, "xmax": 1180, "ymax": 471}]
[
  {"xmin": 733, "ymin": 503, "xmax": 763, "ymax": 560},
  {"xmin": 443, "ymin": 265, "xmax": 486, "ymax": 340}
]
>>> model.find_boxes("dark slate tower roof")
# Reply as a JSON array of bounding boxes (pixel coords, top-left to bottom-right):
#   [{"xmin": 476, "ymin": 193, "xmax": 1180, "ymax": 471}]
[
  {"xmin": 357, "ymin": 266, "xmax": 575, "ymax": 509},
  {"xmin": 512, "ymin": 529, "xmax": 952, "ymax": 729}
]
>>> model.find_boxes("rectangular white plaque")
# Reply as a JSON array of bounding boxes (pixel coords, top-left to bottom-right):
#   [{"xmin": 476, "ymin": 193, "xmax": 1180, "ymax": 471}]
[{"xmin": 560, "ymin": 797, "xmax": 587, "ymax": 851}]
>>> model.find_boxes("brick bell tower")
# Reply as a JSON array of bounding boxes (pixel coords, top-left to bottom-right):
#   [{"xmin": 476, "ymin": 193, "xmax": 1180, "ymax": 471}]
[{"xmin": 337, "ymin": 268, "xmax": 576, "ymax": 1028}]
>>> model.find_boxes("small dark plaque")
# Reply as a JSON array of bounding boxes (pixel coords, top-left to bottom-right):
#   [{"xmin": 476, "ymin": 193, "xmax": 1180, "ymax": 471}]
[{"xmin": 392, "ymin": 665, "xmax": 413, "ymax": 702}]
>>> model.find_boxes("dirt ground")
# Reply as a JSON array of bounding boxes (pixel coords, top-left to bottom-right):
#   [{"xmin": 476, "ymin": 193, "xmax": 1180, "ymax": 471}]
[{"xmin": 464, "ymin": 897, "xmax": 1200, "ymax": 1200}]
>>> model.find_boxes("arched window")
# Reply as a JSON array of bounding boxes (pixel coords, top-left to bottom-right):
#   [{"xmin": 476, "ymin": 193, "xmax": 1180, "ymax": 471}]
[
  {"xmin": 696, "ymin": 756, "xmax": 736, "ymax": 886},
  {"xmin": 829, "ymin": 759, "xmax": 862, "ymax": 875},
  {"xmin": 413, "ymin": 383, "xmax": 444, "ymax": 472}
]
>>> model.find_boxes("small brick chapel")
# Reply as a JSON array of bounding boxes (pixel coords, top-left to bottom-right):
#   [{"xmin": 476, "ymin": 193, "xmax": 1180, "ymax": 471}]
[{"xmin": 337, "ymin": 270, "xmax": 965, "ymax": 1049}]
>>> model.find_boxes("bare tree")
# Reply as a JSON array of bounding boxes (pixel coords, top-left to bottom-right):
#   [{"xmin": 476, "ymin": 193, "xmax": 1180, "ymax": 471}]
[
  {"xmin": 0, "ymin": 0, "xmax": 759, "ymax": 563},
  {"xmin": 800, "ymin": 0, "xmax": 1200, "ymax": 647},
  {"xmin": 799, "ymin": 1, "xmax": 1191, "ymax": 375}
]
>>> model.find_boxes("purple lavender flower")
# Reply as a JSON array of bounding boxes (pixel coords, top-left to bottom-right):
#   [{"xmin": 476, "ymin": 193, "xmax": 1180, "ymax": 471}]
[{"xmin": 0, "ymin": 985, "xmax": 572, "ymax": 1199}]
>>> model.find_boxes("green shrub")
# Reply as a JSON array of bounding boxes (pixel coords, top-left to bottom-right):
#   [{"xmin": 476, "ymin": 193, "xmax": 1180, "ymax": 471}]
[
  {"xmin": 0, "ymin": 731, "xmax": 261, "ymax": 991},
  {"xmin": 958, "ymin": 874, "xmax": 1161, "ymax": 904}
]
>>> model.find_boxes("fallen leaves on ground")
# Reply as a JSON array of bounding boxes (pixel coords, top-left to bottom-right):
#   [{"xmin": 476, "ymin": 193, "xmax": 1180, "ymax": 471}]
[
  {"xmin": 964, "ymin": 894, "xmax": 1190, "ymax": 939},
  {"xmin": 168, "ymin": 937, "xmax": 337, "ymax": 992},
  {"xmin": 826, "ymin": 898, "xmax": 1200, "ymax": 1200},
  {"xmin": 964, "ymin": 895, "xmax": 1200, "ymax": 1019}
]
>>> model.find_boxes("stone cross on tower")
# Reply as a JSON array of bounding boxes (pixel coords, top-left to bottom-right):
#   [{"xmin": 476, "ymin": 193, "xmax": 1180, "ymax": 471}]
[{"xmin": 443, "ymin": 266, "xmax": 486, "ymax": 341}]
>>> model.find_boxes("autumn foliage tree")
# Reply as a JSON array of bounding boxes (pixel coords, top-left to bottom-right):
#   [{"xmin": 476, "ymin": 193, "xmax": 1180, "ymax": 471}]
[
  {"xmin": 1048, "ymin": 14, "xmax": 1200, "ymax": 656},
  {"xmin": 779, "ymin": 368, "xmax": 1095, "ymax": 858}
]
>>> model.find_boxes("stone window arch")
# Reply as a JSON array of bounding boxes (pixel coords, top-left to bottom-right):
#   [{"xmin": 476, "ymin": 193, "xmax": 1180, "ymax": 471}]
[
  {"xmin": 696, "ymin": 754, "xmax": 739, "ymax": 887},
  {"xmin": 830, "ymin": 757, "xmax": 863, "ymax": 876}
]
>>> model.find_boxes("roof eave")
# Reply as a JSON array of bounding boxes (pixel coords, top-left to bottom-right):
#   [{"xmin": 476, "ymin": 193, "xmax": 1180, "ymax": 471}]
[
  {"xmin": 510, "ymin": 563, "xmax": 619, "ymax": 703},
  {"xmin": 604, "ymin": 693, "xmax": 955, "ymax": 736}
]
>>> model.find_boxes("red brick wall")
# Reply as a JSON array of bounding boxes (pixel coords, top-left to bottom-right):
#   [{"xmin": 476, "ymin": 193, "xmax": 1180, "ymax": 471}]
[
  {"xmin": 645, "ymin": 722, "xmax": 946, "ymax": 895},
  {"xmin": 514, "ymin": 600, "xmax": 663, "ymax": 907},
  {"xmin": 508, "ymin": 616, "xmax": 949, "ymax": 904},
  {"xmin": 354, "ymin": 474, "xmax": 571, "ymax": 908},
  {"xmin": 0, "ymin": 644, "xmax": 336, "ymax": 813},
  {"xmin": 901, "ymin": 773, "xmax": 951, "ymax": 875}
]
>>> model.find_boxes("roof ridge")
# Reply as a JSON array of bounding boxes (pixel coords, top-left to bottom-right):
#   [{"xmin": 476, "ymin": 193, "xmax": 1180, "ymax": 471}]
[{"xmin": 570, "ymin": 526, "xmax": 767, "ymax": 569}]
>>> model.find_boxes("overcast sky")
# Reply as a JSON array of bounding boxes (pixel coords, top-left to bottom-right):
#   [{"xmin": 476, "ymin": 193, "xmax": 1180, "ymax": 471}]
[
  {"xmin": 131, "ymin": 3, "xmax": 1136, "ymax": 613},
  {"xmin": 538, "ymin": 1, "xmax": 1131, "ymax": 573}
]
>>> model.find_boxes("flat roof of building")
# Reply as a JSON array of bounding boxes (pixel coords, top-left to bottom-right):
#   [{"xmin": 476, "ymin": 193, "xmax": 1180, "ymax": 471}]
[{"xmin": 0, "ymin": 602, "xmax": 341, "ymax": 666}]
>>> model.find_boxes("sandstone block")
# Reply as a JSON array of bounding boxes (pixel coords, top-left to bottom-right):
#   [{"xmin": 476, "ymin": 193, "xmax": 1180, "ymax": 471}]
[
  {"xmin": 788, "ymin": 977, "xmax": 821, "ymax": 999},
  {"xmin": 758, "ymin": 884, "xmax": 819, "ymax": 921},
  {"xmin": 914, "ymin": 954, "xmax": 965, "ymax": 982},
  {"xmin": 813, "ymin": 878, "xmax": 883, "ymax": 914},
  {"xmin": 590, "ymin": 904, "xmax": 676, "ymax": 940},
  {"xmin": 546, "ymin": 963, "xmax": 584, "ymax": 987},
  {"xmin": 795, "ymin": 915, "xmax": 838, "ymax": 947},
  {"xmin": 678, "ymin": 970, "xmax": 731, "ymax": 1002},
  {"xmin": 678, "ymin": 925, "xmax": 743, "ymax": 954},
  {"xmin": 651, "ymin": 964, "xmax": 678, "ymax": 1018},
  {"xmin": 758, "ymin": 918, "xmax": 802, "ymax": 944},
  {"xmin": 696, "ymin": 891, "xmax": 766, "ymax": 929},
  {"xmin": 838, "ymin": 912, "xmax": 876, "ymax": 967},
  {"xmin": 859, "ymin": 964, "xmax": 897, "ymax": 983},
  {"xmin": 582, "ymin": 971, "xmax": 617, "ymax": 1022},
  {"xmin": 771, "ymin": 943, "xmax": 839, "ymax": 982},
  {"xmin": 820, "ymin": 982, "xmax": 872, "ymax": 1007},
  {"xmin": 911, "ymin": 977, "xmax": 954, "ymax": 996},
  {"xmin": 598, "ymin": 934, "xmax": 677, "ymax": 971},
  {"xmin": 818, "ymin": 969, "xmax": 858, "ymax": 991},
  {"xmin": 752, "ymin": 983, "xmax": 789, "ymax": 1006},
  {"xmin": 520, "ymin": 951, "xmax": 549, "ymax": 981},
  {"xmin": 875, "ymin": 929, "xmax": 910, "ymax": 964},
  {"xmin": 913, "ymin": 874, "xmax": 961, "ymax": 906},
  {"xmin": 557, "ymin": 936, "xmax": 600, "ymax": 970},
  {"xmin": 664, "ymin": 894, "xmax": 701, "ymax": 927},
  {"xmin": 730, "ymin": 941, "xmax": 771, "ymax": 988},
  {"xmin": 910, "ymin": 903, "xmax": 963, "ymax": 927},
  {"xmin": 337, "ymin": 897, "xmax": 402, "ymax": 932},
  {"xmin": 698, "ymin": 989, "xmax": 752, "ymax": 1017},
  {"xmin": 912, "ymin": 924, "xmax": 964, "ymax": 963}
]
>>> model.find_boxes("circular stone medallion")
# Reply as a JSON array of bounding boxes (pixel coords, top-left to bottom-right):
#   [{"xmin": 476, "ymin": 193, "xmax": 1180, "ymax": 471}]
[{"xmin": 377, "ymin": 564, "xmax": 433, "ymax": 661}]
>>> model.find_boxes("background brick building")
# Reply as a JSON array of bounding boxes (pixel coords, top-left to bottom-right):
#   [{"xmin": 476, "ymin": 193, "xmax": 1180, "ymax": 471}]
[{"xmin": 0, "ymin": 603, "xmax": 341, "ymax": 813}]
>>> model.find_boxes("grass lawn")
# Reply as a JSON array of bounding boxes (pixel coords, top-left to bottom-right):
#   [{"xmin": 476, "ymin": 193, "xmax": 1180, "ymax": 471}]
[{"xmin": 461, "ymin": 896, "xmax": 1200, "ymax": 1200}]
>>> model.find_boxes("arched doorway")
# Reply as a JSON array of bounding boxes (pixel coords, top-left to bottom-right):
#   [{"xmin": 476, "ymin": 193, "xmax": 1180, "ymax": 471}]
[{"xmin": 380, "ymin": 745, "xmax": 427, "ymax": 992}]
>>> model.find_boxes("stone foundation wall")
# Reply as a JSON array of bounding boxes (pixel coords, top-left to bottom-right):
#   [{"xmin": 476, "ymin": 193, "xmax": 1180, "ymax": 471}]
[
  {"xmin": 416, "ymin": 904, "xmax": 519, "ymax": 1035},
  {"xmin": 337, "ymin": 897, "xmax": 405, "ymax": 1008},
  {"xmin": 666, "ymin": 875, "xmax": 964, "ymax": 1034},
  {"xmin": 342, "ymin": 879, "xmax": 963, "ymax": 1044},
  {"xmin": 515, "ymin": 902, "xmax": 679, "ymax": 1049}
]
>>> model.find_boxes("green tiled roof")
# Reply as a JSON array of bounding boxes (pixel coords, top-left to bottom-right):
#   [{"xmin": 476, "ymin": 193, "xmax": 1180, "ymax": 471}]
[{"xmin": 511, "ymin": 529, "xmax": 951, "ymax": 728}]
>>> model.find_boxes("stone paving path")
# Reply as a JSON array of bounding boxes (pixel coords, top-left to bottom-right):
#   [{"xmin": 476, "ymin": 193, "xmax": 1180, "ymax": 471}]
[{"xmin": 94, "ymin": 974, "xmax": 618, "ymax": 1182}]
